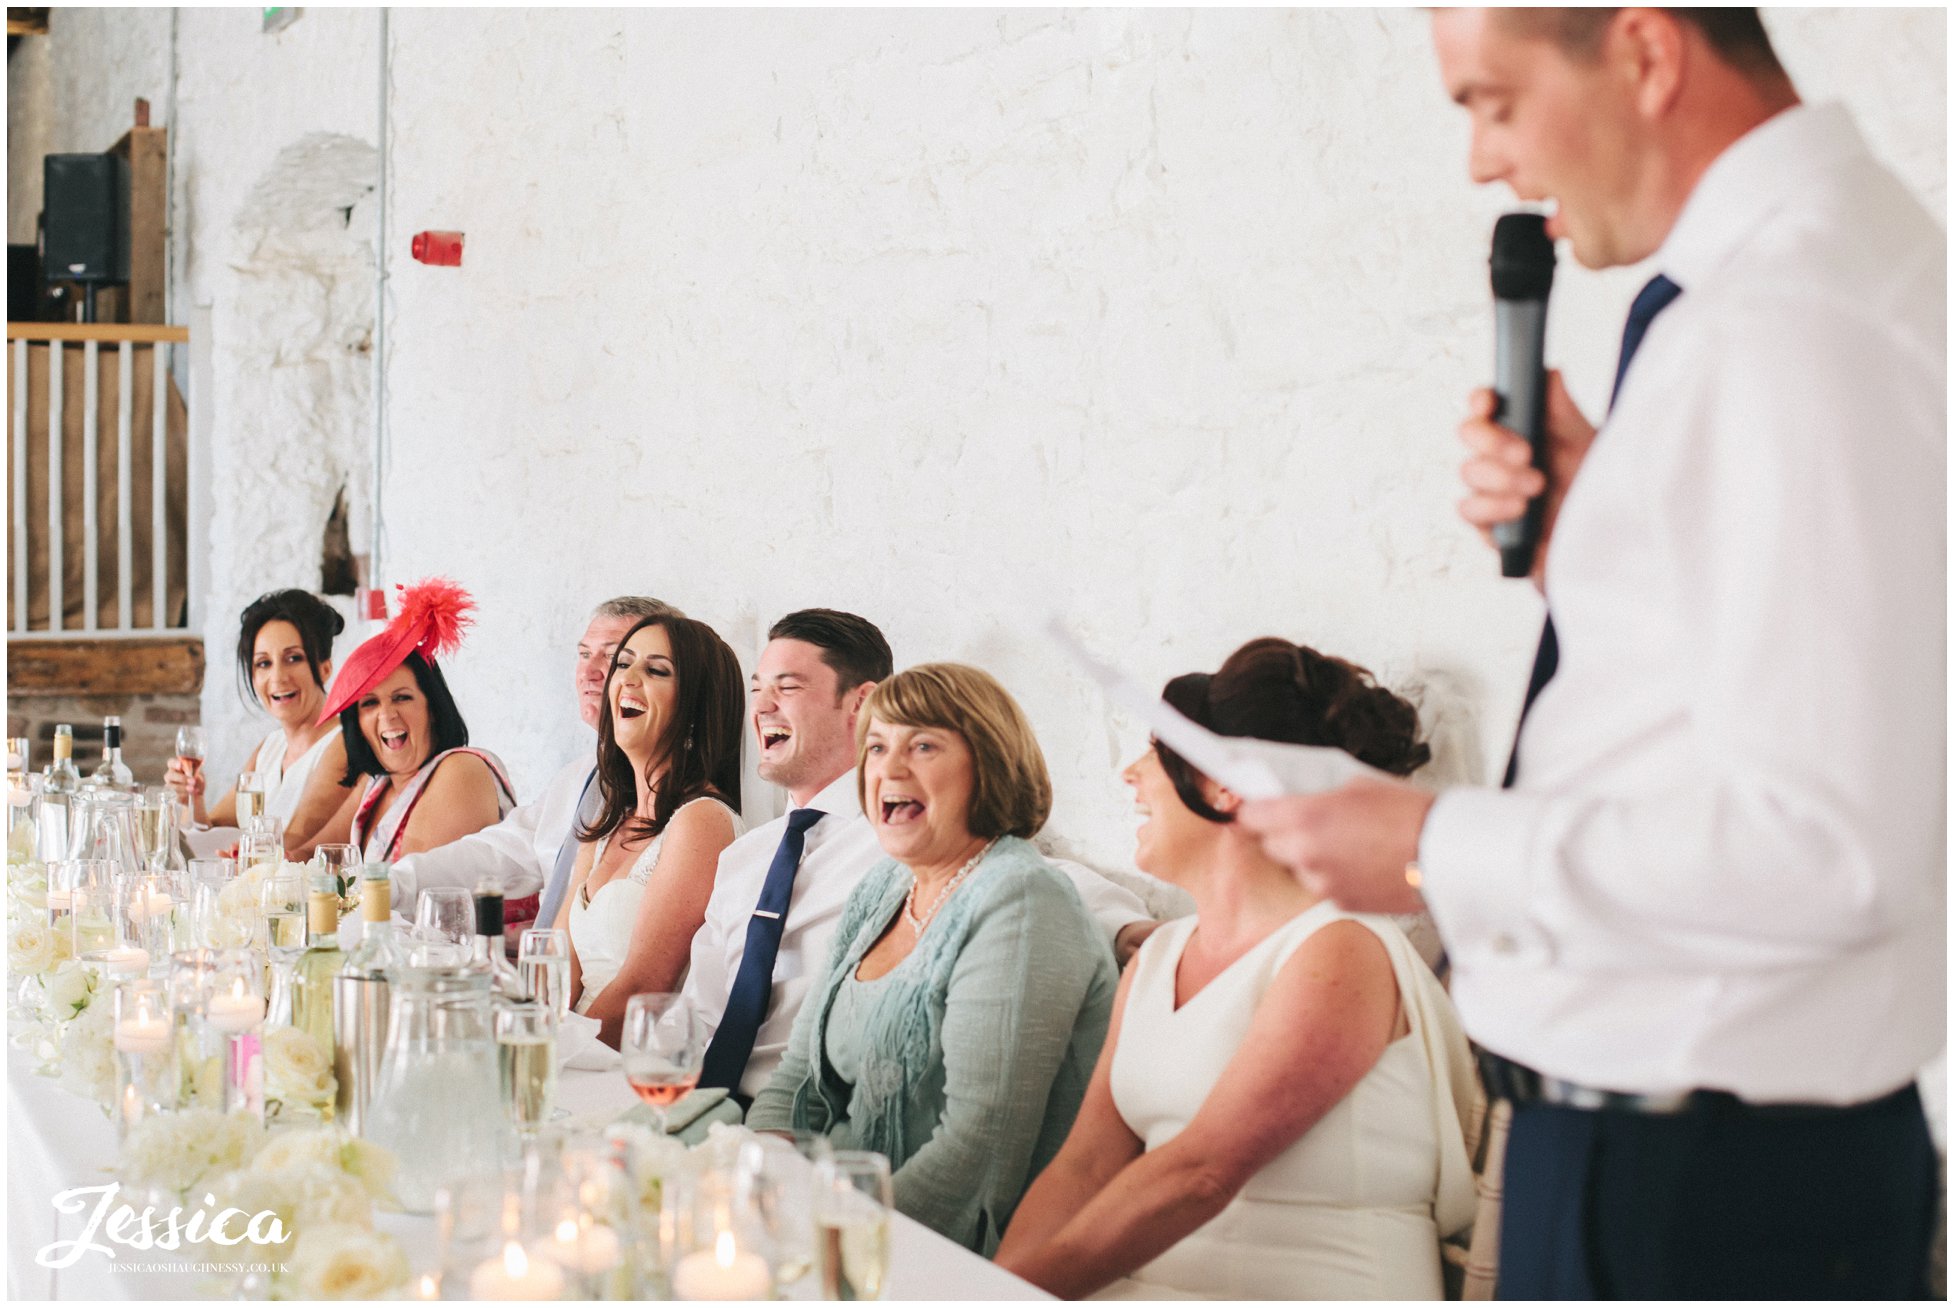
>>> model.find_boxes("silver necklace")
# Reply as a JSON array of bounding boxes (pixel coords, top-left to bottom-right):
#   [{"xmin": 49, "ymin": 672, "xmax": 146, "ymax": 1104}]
[{"xmin": 903, "ymin": 839, "xmax": 997, "ymax": 934}]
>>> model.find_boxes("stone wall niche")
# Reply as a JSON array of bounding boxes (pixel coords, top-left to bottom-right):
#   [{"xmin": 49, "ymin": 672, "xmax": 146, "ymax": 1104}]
[{"xmin": 202, "ymin": 132, "xmax": 376, "ymax": 770}]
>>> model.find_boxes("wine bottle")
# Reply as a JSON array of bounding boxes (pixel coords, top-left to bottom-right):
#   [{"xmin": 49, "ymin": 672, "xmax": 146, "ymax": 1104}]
[
  {"xmin": 43, "ymin": 725, "xmax": 81, "ymax": 797},
  {"xmin": 87, "ymin": 715, "xmax": 136, "ymax": 792},
  {"xmin": 343, "ymin": 866, "xmax": 411, "ymax": 979},
  {"xmin": 470, "ymin": 886, "xmax": 528, "ymax": 1001},
  {"xmin": 292, "ymin": 884, "xmax": 346, "ymax": 1053}
]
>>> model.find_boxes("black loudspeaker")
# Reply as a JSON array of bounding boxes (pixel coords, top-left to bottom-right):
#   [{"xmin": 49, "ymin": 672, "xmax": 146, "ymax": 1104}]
[{"xmin": 42, "ymin": 153, "xmax": 127, "ymax": 285}]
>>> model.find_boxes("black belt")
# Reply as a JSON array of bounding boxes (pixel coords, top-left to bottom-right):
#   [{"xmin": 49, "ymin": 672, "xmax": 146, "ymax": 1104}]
[{"xmin": 1477, "ymin": 1048, "xmax": 1917, "ymax": 1120}]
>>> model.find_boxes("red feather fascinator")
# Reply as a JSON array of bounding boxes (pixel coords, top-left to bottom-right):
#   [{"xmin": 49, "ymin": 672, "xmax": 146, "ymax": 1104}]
[{"xmin": 316, "ymin": 577, "xmax": 477, "ymax": 724}]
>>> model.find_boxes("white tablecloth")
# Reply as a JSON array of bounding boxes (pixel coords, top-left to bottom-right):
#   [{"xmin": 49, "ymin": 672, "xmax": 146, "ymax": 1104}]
[{"xmin": 7, "ymin": 1044, "xmax": 1047, "ymax": 1301}]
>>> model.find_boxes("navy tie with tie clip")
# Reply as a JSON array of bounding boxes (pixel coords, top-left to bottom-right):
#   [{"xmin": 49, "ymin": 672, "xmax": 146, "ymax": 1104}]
[{"xmin": 698, "ymin": 807, "xmax": 826, "ymax": 1095}]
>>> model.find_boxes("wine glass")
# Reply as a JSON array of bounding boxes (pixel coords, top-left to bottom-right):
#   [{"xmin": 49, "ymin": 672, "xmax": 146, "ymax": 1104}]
[
  {"xmin": 517, "ymin": 929, "xmax": 572, "ymax": 1024},
  {"xmin": 813, "ymin": 1152, "xmax": 892, "ymax": 1301},
  {"xmin": 620, "ymin": 993, "xmax": 704, "ymax": 1135},
  {"xmin": 259, "ymin": 872, "xmax": 306, "ymax": 960},
  {"xmin": 414, "ymin": 888, "xmax": 474, "ymax": 965},
  {"xmin": 312, "ymin": 843, "xmax": 362, "ymax": 913}
]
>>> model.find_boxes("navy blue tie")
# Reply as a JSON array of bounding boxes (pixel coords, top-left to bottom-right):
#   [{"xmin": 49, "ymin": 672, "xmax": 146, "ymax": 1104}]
[
  {"xmin": 698, "ymin": 806, "xmax": 826, "ymax": 1094},
  {"xmin": 1503, "ymin": 274, "xmax": 1682, "ymax": 788}
]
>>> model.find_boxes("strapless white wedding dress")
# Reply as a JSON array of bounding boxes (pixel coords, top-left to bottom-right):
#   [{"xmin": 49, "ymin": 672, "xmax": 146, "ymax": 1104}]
[{"xmin": 569, "ymin": 798, "xmax": 740, "ymax": 1011}]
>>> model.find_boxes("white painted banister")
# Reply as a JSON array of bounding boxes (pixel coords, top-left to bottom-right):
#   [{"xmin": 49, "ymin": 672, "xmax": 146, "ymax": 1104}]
[{"xmin": 6, "ymin": 324, "xmax": 192, "ymax": 639}]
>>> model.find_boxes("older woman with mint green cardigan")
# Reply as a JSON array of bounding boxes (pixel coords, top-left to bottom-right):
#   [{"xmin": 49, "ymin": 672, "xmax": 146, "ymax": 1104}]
[{"xmin": 745, "ymin": 663, "xmax": 1119, "ymax": 1256}]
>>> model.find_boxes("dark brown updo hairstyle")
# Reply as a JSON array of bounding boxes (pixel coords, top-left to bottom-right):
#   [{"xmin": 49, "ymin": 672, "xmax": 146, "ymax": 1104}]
[
  {"xmin": 1157, "ymin": 637, "xmax": 1430, "ymax": 823},
  {"xmin": 578, "ymin": 614, "xmax": 743, "ymax": 846},
  {"xmin": 235, "ymin": 588, "xmax": 344, "ymax": 703}
]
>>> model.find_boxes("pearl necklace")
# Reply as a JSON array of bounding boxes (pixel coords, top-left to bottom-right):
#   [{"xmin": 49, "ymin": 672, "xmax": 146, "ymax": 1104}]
[{"xmin": 903, "ymin": 838, "xmax": 997, "ymax": 934}]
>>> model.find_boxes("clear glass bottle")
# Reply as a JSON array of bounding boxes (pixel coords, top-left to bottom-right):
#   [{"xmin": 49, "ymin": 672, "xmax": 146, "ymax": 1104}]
[
  {"xmin": 43, "ymin": 725, "xmax": 81, "ymax": 797},
  {"xmin": 344, "ymin": 865, "xmax": 412, "ymax": 979},
  {"xmin": 361, "ymin": 966, "xmax": 505, "ymax": 1212},
  {"xmin": 87, "ymin": 716, "xmax": 136, "ymax": 792},
  {"xmin": 291, "ymin": 882, "xmax": 345, "ymax": 1052},
  {"xmin": 471, "ymin": 887, "xmax": 528, "ymax": 1001}
]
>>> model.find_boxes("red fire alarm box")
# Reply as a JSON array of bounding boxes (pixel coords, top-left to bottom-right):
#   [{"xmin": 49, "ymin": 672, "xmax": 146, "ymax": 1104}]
[{"xmin": 410, "ymin": 230, "xmax": 464, "ymax": 266}]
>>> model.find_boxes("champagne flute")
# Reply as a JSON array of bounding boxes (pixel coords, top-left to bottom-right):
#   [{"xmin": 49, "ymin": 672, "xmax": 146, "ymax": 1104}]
[
  {"xmin": 495, "ymin": 1001, "xmax": 557, "ymax": 1142},
  {"xmin": 620, "ymin": 993, "xmax": 704, "ymax": 1135},
  {"xmin": 173, "ymin": 727, "xmax": 206, "ymax": 823},
  {"xmin": 259, "ymin": 872, "xmax": 306, "ymax": 959},
  {"xmin": 517, "ymin": 929, "xmax": 572, "ymax": 1024},
  {"xmin": 235, "ymin": 771, "xmax": 267, "ymax": 826},
  {"xmin": 813, "ymin": 1152, "xmax": 893, "ymax": 1301}
]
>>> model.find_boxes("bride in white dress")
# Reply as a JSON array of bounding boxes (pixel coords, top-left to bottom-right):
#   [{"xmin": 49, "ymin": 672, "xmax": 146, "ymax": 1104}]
[
  {"xmin": 998, "ymin": 640, "xmax": 1477, "ymax": 1300},
  {"xmin": 559, "ymin": 614, "xmax": 745, "ymax": 1047}
]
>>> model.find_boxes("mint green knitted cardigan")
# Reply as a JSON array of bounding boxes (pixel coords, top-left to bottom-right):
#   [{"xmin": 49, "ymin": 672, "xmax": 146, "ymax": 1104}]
[{"xmin": 745, "ymin": 835, "xmax": 1117, "ymax": 1255}]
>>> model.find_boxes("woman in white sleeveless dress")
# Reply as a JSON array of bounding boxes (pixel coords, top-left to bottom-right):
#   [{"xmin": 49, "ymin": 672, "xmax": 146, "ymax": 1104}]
[
  {"xmin": 558, "ymin": 614, "xmax": 745, "ymax": 1048},
  {"xmin": 999, "ymin": 639, "xmax": 1477, "ymax": 1300},
  {"xmin": 163, "ymin": 589, "xmax": 358, "ymax": 853}
]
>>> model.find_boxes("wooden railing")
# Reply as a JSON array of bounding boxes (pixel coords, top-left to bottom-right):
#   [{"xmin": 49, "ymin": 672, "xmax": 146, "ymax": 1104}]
[{"xmin": 6, "ymin": 323, "xmax": 191, "ymax": 639}]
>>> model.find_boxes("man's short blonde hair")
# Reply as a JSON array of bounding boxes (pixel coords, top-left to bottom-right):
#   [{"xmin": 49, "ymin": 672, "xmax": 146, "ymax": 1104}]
[{"xmin": 856, "ymin": 662, "xmax": 1052, "ymax": 840}]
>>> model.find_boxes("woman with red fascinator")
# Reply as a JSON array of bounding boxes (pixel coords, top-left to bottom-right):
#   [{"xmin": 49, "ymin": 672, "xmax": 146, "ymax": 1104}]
[{"xmin": 316, "ymin": 578, "xmax": 516, "ymax": 866}]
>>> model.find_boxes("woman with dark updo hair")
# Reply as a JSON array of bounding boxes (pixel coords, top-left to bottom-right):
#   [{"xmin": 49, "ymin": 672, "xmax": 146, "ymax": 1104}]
[
  {"xmin": 998, "ymin": 638, "xmax": 1478, "ymax": 1300},
  {"xmin": 164, "ymin": 588, "xmax": 357, "ymax": 853}
]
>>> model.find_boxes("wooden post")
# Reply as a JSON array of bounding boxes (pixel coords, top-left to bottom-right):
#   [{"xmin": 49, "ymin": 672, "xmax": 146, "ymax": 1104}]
[{"xmin": 108, "ymin": 125, "xmax": 168, "ymax": 326}]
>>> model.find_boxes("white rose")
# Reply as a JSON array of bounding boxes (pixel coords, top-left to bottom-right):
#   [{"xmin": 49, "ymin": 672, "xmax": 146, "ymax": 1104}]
[
  {"xmin": 339, "ymin": 1137, "xmax": 399, "ymax": 1205},
  {"xmin": 58, "ymin": 1002, "xmax": 116, "ymax": 1106},
  {"xmin": 263, "ymin": 1026, "xmax": 336, "ymax": 1109},
  {"xmin": 286, "ymin": 1222, "xmax": 409, "ymax": 1300},
  {"xmin": 9, "ymin": 920, "xmax": 55, "ymax": 975},
  {"xmin": 252, "ymin": 1127, "xmax": 346, "ymax": 1176},
  {"xmin": 40, "ymin": 960, "xmax": 96, "ymax": 1020},
  {"xmin": 122, "ymin": 1107, "xmax": 264, "ymax": 1196}
]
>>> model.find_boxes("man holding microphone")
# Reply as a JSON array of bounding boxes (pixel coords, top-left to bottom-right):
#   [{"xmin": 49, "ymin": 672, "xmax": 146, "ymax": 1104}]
[{"xmin": 1239, "ymin": 9, "xmax": 1942, "ymax": 1297}]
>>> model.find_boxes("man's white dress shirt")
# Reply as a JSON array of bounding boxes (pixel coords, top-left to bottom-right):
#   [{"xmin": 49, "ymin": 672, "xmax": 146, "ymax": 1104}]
[
  {"xmin": 1421, "ymin": 105, "xmax": 1945, "ymax": 1104},
  {"xmin": 683, "ymin": 770, "xmax": 1153, "ymax": 1100},
  {"xmin": 390, "ymin": 753, "xmax": 589, "ymax": 905}
]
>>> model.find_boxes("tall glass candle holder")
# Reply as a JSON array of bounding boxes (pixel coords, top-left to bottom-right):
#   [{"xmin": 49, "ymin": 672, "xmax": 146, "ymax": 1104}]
[
  {"xmin": 120, "ymin": 874, "xmax": 177, "ymax": 978},
  {"xmin": 438, "ymin": 1171, "xmax": 568, "ymax": 1302},
  {"xmin": 206, "ymin": 950, "xmax": 266, "ymax": 1120},
  {"xmin": 671, "ymin": 1169, "xmax": 777, "ymax": 1302},
  {"xmin": 113, "ymin": 978, "xmax": 176, "ymax": 1139},
  {"xmin": 51, "ymin": 858, "xmax": 110, "ymax": 944},
  {"xmin": 168, "ymin": 949, "xmax": 223, "ymax": 1107}
]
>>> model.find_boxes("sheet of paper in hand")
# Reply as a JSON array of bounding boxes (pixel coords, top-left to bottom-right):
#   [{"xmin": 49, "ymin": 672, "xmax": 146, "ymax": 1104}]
[{"xmin": 1045, "ymin": 616, "xmax": 1379, "ymax": 800}]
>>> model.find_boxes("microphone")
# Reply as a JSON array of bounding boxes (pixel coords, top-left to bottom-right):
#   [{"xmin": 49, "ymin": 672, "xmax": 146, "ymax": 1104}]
[{"xmin": 1489, "ymin": 212, "xmax": 1558, "ymax": 579}]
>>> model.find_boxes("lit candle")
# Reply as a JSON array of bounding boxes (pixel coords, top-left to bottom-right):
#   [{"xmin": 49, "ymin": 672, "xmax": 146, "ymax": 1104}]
[
  {"xmin": 95, "ymin": 947, "xmax": 150, "ymax": 977},
  {"xmin": 114, "ymin": 1015, "xmax": 172, "ymax": 1055},
  {"xmin": 128, "ymin": 888, "xmax": 174, "ymax": 920},
  {"xmin": 412, "ymin": 1273, "xmax": 440, "ymax": 1300},
  {"xmin": 469, "ymin": 1241, "xmax": 565, "ymax": 1301},
  {"xmin": 552, "ymin": 1218, "xmax": 623, "ymax": 1276},
  {"xmin": 45, "ymin": 888, "xmax": 72, "ymax": 911},
  {"xmin": 673, "ymin": 1232, "xmax": 773, "ymax": 1301},
  {"xmin": 205, "ymin": 983, "xmax": 264, "ymax": 1033}
]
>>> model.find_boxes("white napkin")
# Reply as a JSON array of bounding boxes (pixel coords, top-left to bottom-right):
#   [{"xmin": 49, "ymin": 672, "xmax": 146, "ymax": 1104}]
[
  {"xmin": 558, "ymin": 1011, "xmax": 620, "ymax": 1071},
  {"xmin": 1046, "ymin": 616, "xmax": 1379, "ymax": 798}
]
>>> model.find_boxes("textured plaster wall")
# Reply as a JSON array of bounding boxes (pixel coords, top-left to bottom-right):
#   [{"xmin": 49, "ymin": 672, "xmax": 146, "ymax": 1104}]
[
  {"xmin": 9, "ymin": 8, "xmax": 1946, "ymax": 884},
  {"xmin": 372, "ymin": 7, "xmax": 1945, "ymax": 884}
]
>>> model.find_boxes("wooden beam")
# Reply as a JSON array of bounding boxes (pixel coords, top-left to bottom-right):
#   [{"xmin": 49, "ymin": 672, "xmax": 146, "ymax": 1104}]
[
  {"xmin": 5, "ymin": 324, "xmax": 189, "ymax": 344},
  {"xmin": 6, "ymin": 637, "xmax": 204, "ymax": 696},
  {"xmin": 108, "ymin": 125, "xmax": 169, "ymax": 325}
]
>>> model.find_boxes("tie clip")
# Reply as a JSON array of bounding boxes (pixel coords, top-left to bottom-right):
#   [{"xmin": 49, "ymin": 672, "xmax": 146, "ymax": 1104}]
[{"xmin": 752, "ymin": 909, "xmax": 782, "ymax": 920}]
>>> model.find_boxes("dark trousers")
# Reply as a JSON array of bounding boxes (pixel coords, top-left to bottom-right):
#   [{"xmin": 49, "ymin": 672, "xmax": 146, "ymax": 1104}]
[{"xmin": 1498, "ymin": 1085, "xmax": 1938, "ymax": 1299}]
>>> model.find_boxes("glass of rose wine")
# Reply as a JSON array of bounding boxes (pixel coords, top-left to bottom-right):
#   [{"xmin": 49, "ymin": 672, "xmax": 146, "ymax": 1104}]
[{"xmin": 621, "ymin": 992, "xmax": 704, "ymax": 1135}]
